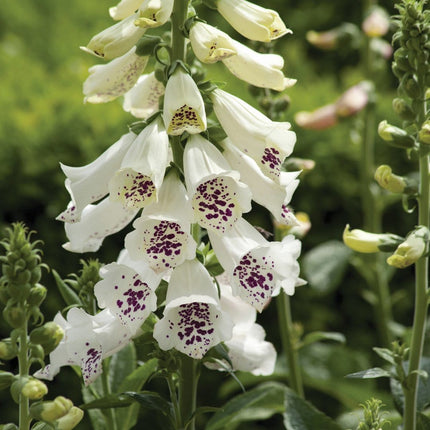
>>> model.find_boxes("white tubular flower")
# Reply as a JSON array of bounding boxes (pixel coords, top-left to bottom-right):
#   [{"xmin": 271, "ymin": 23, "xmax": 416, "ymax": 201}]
[
  {"xmin": 189, "ymin": 21, "xmax": 237, "ymax": 64},
  {"xmin": 81, "ymin": 13, "xmax": 146, "ymax": 60},
  {"xmin": 135, "ymin": 0, "xmax": 174, "ymax": 28},
  {"xmin": 212, "ymin": 89, "xmax": 296, "ymax": 181},
  {"xmin": 36, "ymin": 308, "xmax": 133, "ymax": 386},
  {"xmin": 123, "ymin": 72, "xmax": 164, "ymax": 118},
  {"xmin": 162, "ymin": 68, "xmax": 207, "ymax": 136},
  {"xmin": 208, "ymin": 218, "xmax": 304, "ymax": 312},
  {"xmin": 222, "ymin": 39, "xmax": 295, "ymax": 91},
  {"xmin": 94, "ymin": 263, "xmax": 158, "ymax": 333},
  {"xmin": 83, "ymin": 46, "xmax": 148, "ymax": 104},
  {"xmin": 183, "ymin": 134, "xmax": 252, "ymax": 234},
  {"xmin": 108, "ymin": 117, "xmax": 170, "ymax": 209},
  {"xmin": 57, "ymin": 132, "xmax": 136, "ymax": 223},
  {"xmin": 153, "ymin": 259, "xmax": 233, "ymax": 359},
  {"xmin": 63, "ymin": 198, "xmax": 138, "ymax": 253},
  {"xmin": 110, "ymin": 0, "xmax": 143, "ymax": 20},
  {"xmin": 221, "ymin": 139, "xmax": 300, "ymax": 225},
  {"xmin": 125, "ymin": 171, "xmax": 197, "ymax": 273},
  {"xmin": 216, "ymin": 0, "xmax": 291, "ymax": 42}
]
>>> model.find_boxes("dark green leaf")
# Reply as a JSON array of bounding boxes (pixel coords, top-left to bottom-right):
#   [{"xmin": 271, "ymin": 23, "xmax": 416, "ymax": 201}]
[
  {"xmin": 123, "ymin": 391, "xmax": 174, "ymax": 418},
  {"xmin": 52, "ymin": 269, "xmax": 81, "ymax": 307},
  {"xmin": 118, "ymin": 358, "xmax": 158, "ymax": 393},
  {"xmin": 109, "ymin": 343, "xmax": 136, "ymax": 392},
  {"xmin": 302, "ymin": 241, "xmax": 352, "ymax": 294},
  {"xmin": 346, "ymin": 367, "xmax": 391, "ymax": 379},
  {"xmin": 80, "ymin": 393, "xmax": 134, "ymax": 410}
]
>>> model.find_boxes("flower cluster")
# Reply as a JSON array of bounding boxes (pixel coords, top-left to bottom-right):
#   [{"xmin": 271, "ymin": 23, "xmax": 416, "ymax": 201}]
[{"xmin": 43, "ymin": 0, "xmax": 304, "ymax": 384}]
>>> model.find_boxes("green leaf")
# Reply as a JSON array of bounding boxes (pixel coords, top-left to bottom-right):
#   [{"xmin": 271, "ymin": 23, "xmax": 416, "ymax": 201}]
[
  {"xmin": 373, "ymin": 347, "xmax": 396, "ymax": 365},
  {"xmin": 283, "ymin": 386, "xmax": 343, "ymax": 430},
  {"xmin": 417, "ymin": 412, "xmax": 430, "ymax": 430},
  {"xmin": 346, "ymin": 367, "xmax": 392, "ymax": 379},
  {"xmin": 302, "ymin": 241, "xmax": 352, "ymax": 294},
  {"xmin": 80, "ymin": 393, "xmax": 135, "ymax": 410},
  {"xmin": 123, "ymin": 391, "xmax": 174, "ymax": 418},
  {"xmin": 109, "ymin": 343, "xmax": 136, "ymax": 392},
  {"xmin": 52, "ymin": 269, "xmax": 81, "ymax": 307},
  {"xmin": 205, "ymin": 382, "xmax": 287, "ymax": 430},
  {"xmin": 300, "ymin": 331, "xmax": 346, "ymax": 348}
]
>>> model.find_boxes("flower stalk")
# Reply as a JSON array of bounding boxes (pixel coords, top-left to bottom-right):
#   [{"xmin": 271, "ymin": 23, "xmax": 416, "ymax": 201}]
[{"xmin": 18, "ymin": 319, "xmax": 31, "ymax": 430}]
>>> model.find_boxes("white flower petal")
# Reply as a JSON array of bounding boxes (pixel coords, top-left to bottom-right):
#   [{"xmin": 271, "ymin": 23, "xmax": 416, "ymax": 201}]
[
  {"xmin": 135, "ymin": 0, "xmax": 174, "ymax": 28},
  {"xmin": 83, "ymin": 46, "xmax": 148, "ymax": 104},
  {"xmin": 123, "ymin": 72, "xmax": 164, "ymax": 118},
  {"xmin": 109, "ymin": 0, "xmax": 144, "ymax": 20},
  {"xmin": 162, "ymin": 69, "xmax": 207, "ymax": 135}
]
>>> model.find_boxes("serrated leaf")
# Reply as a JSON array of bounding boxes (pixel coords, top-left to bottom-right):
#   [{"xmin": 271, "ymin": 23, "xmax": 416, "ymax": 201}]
[
  {"xmin": 283, "ymin": 386, "xmax": 343, "ymax": 430},
  {"xmin": 52, "ymin": 269, "xmax": 81, "ymax": 307},
  {"xmin": 205, "ymin": 382, "xmax": 287, "ymax": 430},
  {"xmin": 302, "ymin": 241, "xmax": 352, "ymax": 294},
  {"xmin": 300, "ymin": 331, "xmax": 345, "ymax": 348},
  {"xmin": 346, "ymin": 367, "xmax": 391, "ymax": 379}
]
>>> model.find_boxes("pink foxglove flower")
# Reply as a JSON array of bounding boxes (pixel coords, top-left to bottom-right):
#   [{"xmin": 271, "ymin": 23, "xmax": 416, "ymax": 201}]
[
  {"xmin": 162, "ymin": 68, "xmax": 207, "ymax": 135},
  {"xmin": 153, "ymin": 259, "xmax": 233, "ymax": 359},
  {"xmin": 208, "ymin": 218, "xmax": 304, "ymax": 311},
  {"xmin": 36, "ymin": 308, "xmax": 133, "ymax": 386},
  {"xmin": 125, "ymin": 171, "xmax": 197, "ymax": 273},
  {"xmin": 83, "ymin": 46, "xmax": 148, "ymax": 104},
  {"xmin": 183, "ymin": 134, "xmax": 251, "ymax": 234},
  {"xmin": 212, "ymin": 89, "xmax": 296, "ymax": 181},
  {"xmin": 123, "ymin": 72, "xmax": 164, "ymax": 118},
  {"xmin": 81, "ymin": 13, "xmax": 146, "ymax": 60},
  {"xmin": 110, "ymin": 0, "xmax": 143, "ymax": 20},
  {"xmin": 216, "ymin": 0, "xmax": 291, "ymax": 42},
  {"xmin": 221, "ymin": 139, "xmax": 300, "ymax": 225},
  {"xmin": 362, "ymin": 6, "xmax": 390, "ymax": 38}
]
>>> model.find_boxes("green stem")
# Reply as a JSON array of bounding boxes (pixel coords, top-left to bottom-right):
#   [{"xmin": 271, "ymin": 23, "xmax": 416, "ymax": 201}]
[
  {"xmin": 276, "ymin": 292, "xmax": 304, "ymax": 398},
  {"xmin": 167, "ymin": 374, "xmax": 181, "ymax": 429},
  {"xmin": 101, "ymin": 360, "xmax": 118, "ymax": 430},
  {"xmin": 18, "ymin": 319, "xmax": 31, "ymax": 430},
  {"xmin": 178, "ymin": 355, "xmax": 199, "ymax": 430}
]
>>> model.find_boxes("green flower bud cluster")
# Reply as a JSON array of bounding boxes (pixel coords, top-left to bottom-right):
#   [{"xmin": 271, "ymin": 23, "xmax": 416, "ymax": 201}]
[{"xmin": 356, "ymin": 398, "xmax": 388, "ymax": 430}]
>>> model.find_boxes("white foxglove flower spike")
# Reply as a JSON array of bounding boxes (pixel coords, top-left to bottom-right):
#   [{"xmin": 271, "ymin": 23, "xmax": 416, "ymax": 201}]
[
  {"xmin": 108, "ymin": 117, "xmax": 170, "ymax": 210},
  {"xmin": 110, "ymin": 0, "xmax": 143, "ymax": 20},
  {"xmin": 221, "ymin": 139, "xmax": 300, "ymax": 225},
  {"xmin": 81, "ymin": 13, "xmax": 146, "ymax": 60},
  {"xmin": 94, "ymin": 263, "xmax": 158, "ymax": 333},
  {"xmin": 123, "ymin": 72, "xmax": 164, "ymax": 118},
  {"xmin": 162, "ymin": 68, "xmax": 207, "ymax": 136},
  {"xmin": 212, "ymin": 89, "xmax": 296, "ymax": 182},
  {"xmin": 83, "ymin": 46, "xmax": 148, "ymax": 104},
  {"xmin": 35, "ymin": 308, "xmax": 133, "ymax": 386},
  {"xmin": 183, "ymin": 134, "xmax": 252, "ymax": 234},
  {"xmin": 135, "ymin": 0, "xmax": 174, "ymax": 28},
  {"xmin": 153, "ymin": 259, "xmax": 233, "ymax": 359},
  {"xmin": 208, "ymin": 218, "xmax": 304, "ymax": 311},
  {"xmin": 189, "ymin": 21, "xmax": 237, "ymax": 64},
  {"xmin": 216, "ymin": 0, "xmax": 291, "ymax": 42},
  {"xmin": 63, "ymin": 198, "xmax": 138, "ymax": 253},
  {"xmin": 125, "ymin": 171, "xmax": 197, "ymax": 273},
  {"xmin": 57, "ymin": 132, "xmax": 136, "ymax": 223}
]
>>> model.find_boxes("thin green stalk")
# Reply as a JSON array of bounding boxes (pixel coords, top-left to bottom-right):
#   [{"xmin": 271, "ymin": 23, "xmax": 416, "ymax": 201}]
[
  {"xmin": 178, "ymin": 355, "xmax": 199, "ymax": 430},
  {"xmin": 101, "ymin": 360, "xmax": 118, "ymax": 430},
  {"xmin": 18, "ymin": 319, "xmax": 31, "ymax": 430},
  {"xmin": 167, "ymin": 374, "xmax": 181, "ymax": 429},
  {"xmin": 276, "ymin": 292, "xmax": 304, "ymax": 398}
]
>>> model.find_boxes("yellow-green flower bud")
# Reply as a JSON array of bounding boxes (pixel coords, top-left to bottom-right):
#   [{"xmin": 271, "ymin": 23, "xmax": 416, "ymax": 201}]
[
  {"xmin": 0, "ymin": 340, "xmax": 18, "ymax": 360},
  {"xmin": 374, "ymin": 165, "xmax": 406, "ymax": 193},
  {"xmin": 419, "ymin": 120, "xmax": 430, "ymax": 144},
  {"xmin": 392, "ymin": 98, "xmax": 415, "ymax": 121},
  {"xmin": 27, "ymin": 284, "xmax": 47, "ymax": 306},
  {"xmin": 30, "ymin": 396, "xmax": 73, "ymax": 422},
  {"xmin": 3, "ymin": 304, "xmax": 26, "ymax": 329},
  {"xmin": 21, "ymin": 378, "xmax": 48, "ymax": 400},
  {"xmin": 343, "ymin": 225, "xmax": 403, "ymax": 253},
  {"xmin": 387, "ymin": 226, "xmax": 429, "ymax": 268},
  {"xmin": 55, "ymin": 406, "xmax": 84, "ymax": 430},
  {"xmin": 30, "ymin": 322, "xmax": 64, "ymax": 346},
  {"xmin": 377, "ymin": 120, "xmax": 415, "ymax": 148}
]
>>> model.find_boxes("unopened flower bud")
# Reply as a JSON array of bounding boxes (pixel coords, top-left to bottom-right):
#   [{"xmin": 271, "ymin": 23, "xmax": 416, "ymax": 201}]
[
  {"xmin": 30, "ymin": 322, "xmax": 64, "ymax": 354},
  {"xmin": 392, "ymin": 98, "xmax": 416, "ymax": 121},
  {"xmin": 12, "ymin": 377, "xmax": 48, "ymax": 401},
  {"xmin": 375, "ymin": 165, "xmax": 407, "ymax": 193},
  {"xmin": 394, "ymin": 48, "xmax": 413, "ymax": 72},
  {"xmin": 0, "ymin": 340, "xmax": 18, "ymax": 360},
  {"xmin": 343, "ymin": 225, "xmax": 404, "ymax": 253},
  {"xmin": 402, "ymin": 75, "xmax": 420, "ymax": 99},
  {"xmin": 0, "ymin": 371, "xmax": 14, "ymax": 390},
  {"xmin": 362, "ymin": 6, "xmax": 390, "ymax": 38},
  {"xmin": 419, "ymin": 120, "xmax": 430, "ymax": 144},
  {"xmin": 30, "ymin": 396, "xmax": 73, "ymax": 422},
  {"xmin": 29, "ymin": 344, "xmax": 45, "ymax": 361},
  {"xmin": 3, "ymin": 304, "xmax": 26, "ymax": 329},
  {"xmin": 55, "ymin": 406, "xmax": 84, "ymax": 430},
  {"xmin": 387, "ymin": 226, "xmax": 429, "ymax": 268},
  {"xmin": 27, "ymin": 284, "xmax": 47, "ymax": 306},
  {"xmin": 378, "ymin": 120, "xmax": 415, "ymax": 148}
]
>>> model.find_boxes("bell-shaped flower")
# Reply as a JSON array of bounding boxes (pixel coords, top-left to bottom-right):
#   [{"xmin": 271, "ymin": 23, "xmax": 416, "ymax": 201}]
[
  {"xmin": 222, "ymin": 38, "xmax": 296, "ymax": 91},
  {"xmin": 216, "ymin": 0, "xmax": 291, "ymax": 42},
  {"xmin": 221, "ymin": 139, "xmax": 300, "ymax": 225},
  {"xmin": 153, "ymin": 259, "xmax": 233, "ymax": 359},
  {"xmin": 294, "ymin": 104, "xmax": 338, "ymax": 130},
  {"xmin": 189, "ymin": 21, "xmax": 237, "ymax": 64},
  {"xmin": 183, "ymin": 134, "xmax": 251, "ymax": 233},
  {"xmin": 362, "ymin": 6, "xmax": 390, "ymax": 38},
  {"xmin": 125, "ymin": 171, "xmax": 197, "ymax": 273},
  {"xmin": 81, "ymin": 13, "xmax": 146, "ymax": 60},
  {"xmin": 108, "ymin": 117, "xmax": 170, "ymax": 209},
  {"xmin": 62, "ymin": 197, "xmax": 138, "ymax": 253},
  {"xmin": 110, "ymin": 0, "xmax": 143, "ymax": 20},
  {"xmin": 208, "ymin": 218, "xmax": 304, "ymax": 311},
  {"xmin": 135, "ymin": 0, "xmax": 174, "ymax": 28},
  {"xmin": 35, "ymin": 308, "xmax": 133, "ymax": 386},
  {"xmin": 162, "ymin": 68, "xmax": 207, "ymax": 135},
  {"xmin": 83, "ymin": 46, "xmax": 148, "ymax": 104},
  {"xmin": 123, "ymin": 72, "xmax": 164, "ymax": 118},
  {"xmin": 94, "ymin": 263, "xmax": 159, "ymax": 333},
  {"xmin": 212, "ymin": 89, "xmax": 296, "ymax": 181},
  {"xmin": 57, "ymin": 132, "xmax": 136, "ymax": 224}
]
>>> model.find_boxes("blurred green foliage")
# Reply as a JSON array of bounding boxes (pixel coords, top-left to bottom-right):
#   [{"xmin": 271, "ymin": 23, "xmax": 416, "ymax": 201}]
[{"xmin": 0, "ymin": 0, "xmax": 422, "ymax": 428}]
